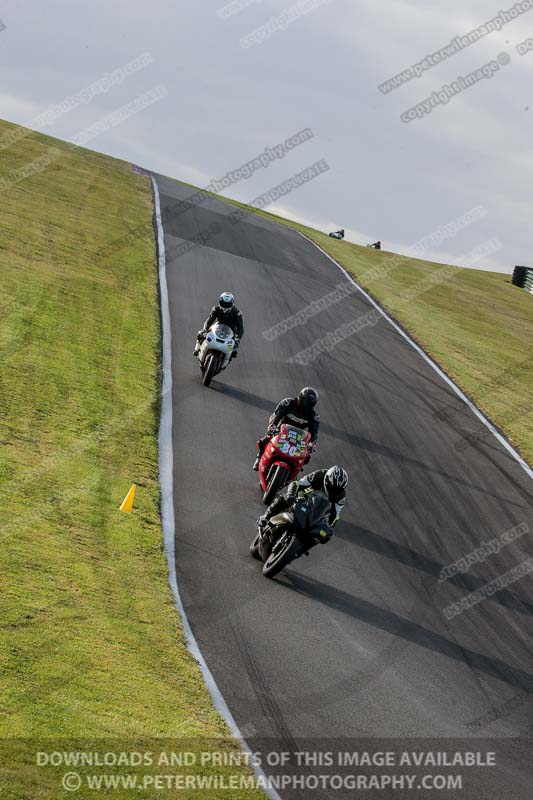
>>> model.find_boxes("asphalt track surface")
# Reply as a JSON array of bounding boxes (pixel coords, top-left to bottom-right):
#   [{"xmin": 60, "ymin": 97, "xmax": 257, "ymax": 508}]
[{"xmin": 154, "ymin": 174, "xmax": 533, "ymax": 799}]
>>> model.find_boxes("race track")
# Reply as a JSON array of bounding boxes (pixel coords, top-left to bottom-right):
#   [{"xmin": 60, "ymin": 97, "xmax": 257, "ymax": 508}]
[{"xmin": 154, "ymin": 174, "xmax": 533, "ymax": 799}]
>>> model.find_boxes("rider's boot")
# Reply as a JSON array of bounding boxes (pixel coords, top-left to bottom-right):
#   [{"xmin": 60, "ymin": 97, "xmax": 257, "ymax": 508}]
[
  {"xmin": 252, "ymin": 451, "xmax": 261, "ymax": 471},
  {"xmin": 193, "ymin": 340, "xmax": 200, "ymax": 357}
]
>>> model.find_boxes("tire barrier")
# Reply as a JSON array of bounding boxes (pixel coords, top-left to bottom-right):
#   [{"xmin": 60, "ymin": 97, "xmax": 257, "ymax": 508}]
[{"xmin": 512, "ymin": 265, "xmax": 533, "ymax": 294}]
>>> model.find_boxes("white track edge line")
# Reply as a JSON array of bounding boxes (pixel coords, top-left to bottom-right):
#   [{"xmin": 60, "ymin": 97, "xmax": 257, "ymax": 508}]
[
  {"xmin": 151, "ymin": 176, "xmax": 282, "ymax": 800},
  {"xmin": 296, "ymin": 231, "xmax": 533, "ymax": 482}
]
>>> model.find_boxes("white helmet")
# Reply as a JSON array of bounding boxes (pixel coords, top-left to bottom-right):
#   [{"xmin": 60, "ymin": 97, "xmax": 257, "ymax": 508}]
[
  {"xmin": 219, "ymin": 292, "xmax": 235, "ymax": 310},
  {"xmin": 324, "ymin": 466, "xmax": 348, "ymax": 492}
]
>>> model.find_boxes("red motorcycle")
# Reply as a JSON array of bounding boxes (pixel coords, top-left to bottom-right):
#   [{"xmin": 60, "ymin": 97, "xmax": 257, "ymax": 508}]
[{"xmin": 258, "ymin": 424, "xmax": 312, "ymax": 505}]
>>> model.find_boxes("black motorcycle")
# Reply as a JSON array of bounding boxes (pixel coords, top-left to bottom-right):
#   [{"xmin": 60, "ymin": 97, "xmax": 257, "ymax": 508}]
[{"xmin": 250, "ymin": 490, "xmax": 332, "ymax": 578}]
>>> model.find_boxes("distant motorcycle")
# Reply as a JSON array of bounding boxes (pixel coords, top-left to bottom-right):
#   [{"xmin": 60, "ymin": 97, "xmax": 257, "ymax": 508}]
[
  {"xmin": 329, "ymin": 230, "xmax": 344, "ymax": 240},
  {"xmin": 257, "ymin": 424, "xmax": 311, "ymax": 505},
  {"xmin": 197, "ymin": 323, "xmax": 235, "ymax": 387},
  {"xmin": 250, "ymin": 490, "xmax": 332, "ymax": 578}
]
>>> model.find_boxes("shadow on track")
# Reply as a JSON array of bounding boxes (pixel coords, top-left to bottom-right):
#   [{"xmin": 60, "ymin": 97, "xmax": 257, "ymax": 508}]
[
  {"xmin": 214, "ymin": 385, "xmax": 527, "ymax": 508},
  {"xmin": 337, "ymin": 522, "xmax": 533, "ymax": 618},
  {"xmin": 281, "ymin": 572, "xmax": 533, "ymax": 694}
]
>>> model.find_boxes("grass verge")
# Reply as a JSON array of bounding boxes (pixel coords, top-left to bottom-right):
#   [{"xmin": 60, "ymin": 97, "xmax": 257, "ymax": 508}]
[{"xmin": 0, "ymin": 120, "xmax": 265, "ymax": 799}]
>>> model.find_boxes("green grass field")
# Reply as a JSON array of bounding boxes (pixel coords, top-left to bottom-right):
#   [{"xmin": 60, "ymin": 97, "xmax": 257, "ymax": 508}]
[
  {"xmin": 171, "ymin": 181, "xmax": 533, "ymax": 468},
  {"xmin": 0, "ymin": 119, "xmax": 265, "ymax": 799}
]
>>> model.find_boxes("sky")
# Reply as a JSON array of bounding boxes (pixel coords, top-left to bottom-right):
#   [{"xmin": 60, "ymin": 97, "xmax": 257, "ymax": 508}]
[{"xmin": 1, "ymin": 0, "xmax": 532, "ymax": 272}]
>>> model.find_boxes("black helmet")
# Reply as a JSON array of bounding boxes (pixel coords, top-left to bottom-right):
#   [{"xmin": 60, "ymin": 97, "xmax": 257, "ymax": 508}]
[
  {"xmin": 324, "ymin": 466, "xmax": 348, "ymax": 493},
  {"xmin": 298, "ymin": 387, "xmax": 319, "ymax": 410},
  {"xmin": 219, "ymin": 291, "xmax": 235, "ymax": 310}
]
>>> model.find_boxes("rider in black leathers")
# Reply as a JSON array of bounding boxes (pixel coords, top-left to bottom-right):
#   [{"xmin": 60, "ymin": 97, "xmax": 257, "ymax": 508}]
[
  {"xmin": 258, "ymin": 466, "xmax": 348, "ymax": 542},
  {"xmin": 252, "ymin": 387, "xmax": 320, "ymax": 471},
  {"xmin": 194, "ymin": 292, "xmax": 244, "ymax": 357}
]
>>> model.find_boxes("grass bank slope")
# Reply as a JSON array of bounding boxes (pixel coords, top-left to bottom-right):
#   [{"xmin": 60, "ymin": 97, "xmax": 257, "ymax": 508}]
[{"xmin": 0, "ymin": 120, "xmax": 264, "ymax": 799}]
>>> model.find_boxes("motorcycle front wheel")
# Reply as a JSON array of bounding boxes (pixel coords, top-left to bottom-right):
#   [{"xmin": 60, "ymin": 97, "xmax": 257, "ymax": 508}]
[
  {"xmin": 262, "ymin": 532, "xmax": 303, "ymax": 579},
  {"xmin": 262, "ymin": 464, "xmax": 288, "ymax": 505},
  {"xmin": 249, "ymin": 533, "xmax": 261, "ymax": 560},
  {"xmin": 202, "ymin": 353, "xmax": 219, "ymax": 387}
]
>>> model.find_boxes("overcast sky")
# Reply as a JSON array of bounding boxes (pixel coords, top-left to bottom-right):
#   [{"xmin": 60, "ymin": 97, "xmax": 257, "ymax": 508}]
[{"xmin": 1, "ymin": 0, "xmax": 532, "ymax": 272}]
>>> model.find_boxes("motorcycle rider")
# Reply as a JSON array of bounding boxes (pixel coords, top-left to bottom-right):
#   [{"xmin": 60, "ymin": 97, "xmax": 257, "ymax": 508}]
[
  {"xmin": 193, "ymin": 292, "xmax": 244, "ymax": 358},
  {"xmin": 258, "ymin": 466, "xmax": 348, "ymax": 542},
  {"xmin": 252, "ymin": 387, "xmax": 320, "ymax": 471}
]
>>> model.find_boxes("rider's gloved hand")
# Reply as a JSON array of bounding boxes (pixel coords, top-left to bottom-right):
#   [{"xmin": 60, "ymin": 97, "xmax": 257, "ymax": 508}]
[
  {"xmin": 286, "ymin": 481, "xmax": 299, "ymax": 501},
  {"xmin": 267, "ymin": 425, "xmax": 277, "ymax": 436}
]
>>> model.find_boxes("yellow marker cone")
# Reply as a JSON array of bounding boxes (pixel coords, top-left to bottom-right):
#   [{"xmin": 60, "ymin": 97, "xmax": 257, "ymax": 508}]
[{"xmin": 120, "ymin": 483, "xmax": 137, "ymax": 514}]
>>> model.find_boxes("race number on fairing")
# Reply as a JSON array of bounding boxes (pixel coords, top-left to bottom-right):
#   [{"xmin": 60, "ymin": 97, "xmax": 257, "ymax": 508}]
[{"xmin": 277, "ymin": 440, "xmax": 302, "ymax": 456}]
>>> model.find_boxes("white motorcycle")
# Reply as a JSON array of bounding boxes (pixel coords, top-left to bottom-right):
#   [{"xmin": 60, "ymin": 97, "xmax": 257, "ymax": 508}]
[{"xmin": 197, "ymin": 323, "xmax": 236, "ymax": 387}]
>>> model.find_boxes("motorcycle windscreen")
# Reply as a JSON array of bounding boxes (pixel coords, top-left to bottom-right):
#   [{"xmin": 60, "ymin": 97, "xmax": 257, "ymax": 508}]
[
  {"xmin": 284, "ymin": 425, "xmax": 306, "ymax": 438},
  {"xmin": 275, "ymin": 425, "xmax": 307, "ymax": 458},
  {"xmin": 293, "ymin": 491, "xmax": 330, "ymax": 530},
  {"xmin": 212, "ymin": 323, "xmax": 233, "ymax": 339}
]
